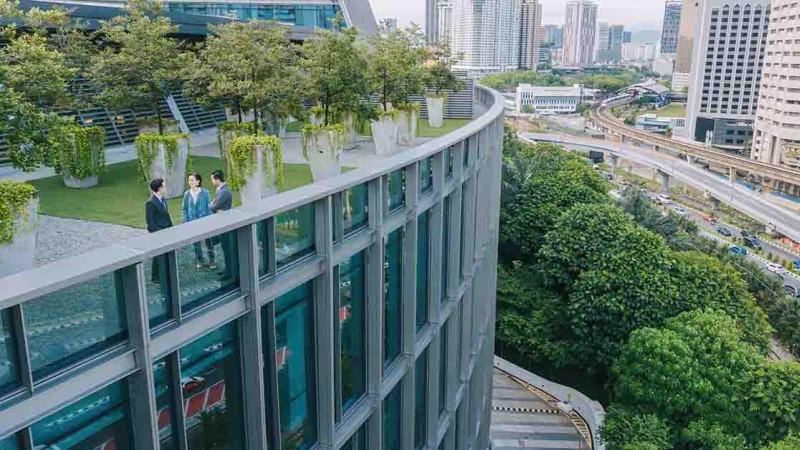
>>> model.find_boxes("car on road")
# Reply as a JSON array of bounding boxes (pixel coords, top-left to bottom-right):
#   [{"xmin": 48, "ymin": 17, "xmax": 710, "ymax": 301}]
[
  {"xmin": 740, "ymin": 229, "xmax": 754, "ymax": 238},
  {"xmin": 794, "ymin": 259, "xmax": 800, "ymax": 271},
  {"xmin": 785, "ymin": 285, "xmax": 799, "ymax": 298},
  {"xmin": 729, "ymin": 245, "xmax": 747, "ymax": 256},
  {"xmin": 703, "ymin": 215, "xmax": 718, "ymax": 224},
  {"xmin": 743, "ymin": 235, "xmax": 762, "ymax": 250},
  {"xmin": 716, "ymin": 226, "xmax": 732, "ymax": 237},
  {"xmin": 767, "ymin": 262, "xmax": 789, "ymax": 277},
  {"xmin": 672, "ymin": 206, "xmax": 687, "ymax": 216},
  {"xmin": 656, "ymin": 194, "xmax": 672, "ymax": 205}
]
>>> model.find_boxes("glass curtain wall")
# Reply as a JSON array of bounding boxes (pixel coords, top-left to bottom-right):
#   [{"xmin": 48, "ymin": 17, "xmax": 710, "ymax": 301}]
[
  {"xmin": 416, "ymin": 212, "xmax": 429, "ymax": 332},
  {"xmin": 384, "ymin": 229, "xmax": 403, "ymax": 368},
  {"xmin": 383, "ymin": 384, "xmax": 402, "ymax": 450},
  {"xmin": 337, "ymin": 252, "xmax": 367, "ymax": 417},
  {"xmin": 414, "ymin": 350, "xmax": 428, "ymax": 449}
]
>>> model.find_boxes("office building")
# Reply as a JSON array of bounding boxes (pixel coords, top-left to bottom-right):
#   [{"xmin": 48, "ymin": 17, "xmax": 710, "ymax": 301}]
[
  {"xmin": 623, "ymin": 30, "xmax": 632, "ymax": 43},
  {"xmin": 660, "ymin": 0, "xmax": 683, "ymax": 55},
  {"xmin": 652, "ymin": 55, "xmax": 676, "ymax": 76},
  {"xmin": 437, "ymin": 0, "xmax": 453, "ymax": 43},
  {"xmin": 621, "ymin": 42, "xmax": 657, "ymax": 62},
  {"xmin": 685, "ymin": 0, "xmax": 770, "ymax": 149},
  {"xmin": 451, "ymin": 0, "xmax": 523, "ymax": 76},
  {"xmin": 515, "ymin": 84, "xmax": 601, "ymax": 114},
  {"xmin": 519, "ymin": 0, "xmax": 543, "ymax": 70},
  {"xmin": 596, "ymin": 22, "xmax": 610, "ymax": 62},
  {"xmin": 426, "ymin": 0, "xmax": 439, "ymax": 42},
  {"xmin": 543, "ymin": 24, "xmax": 563, "ymax": 48},
  {"xmin": 562, "ymin": 0, "xmax": 598, "ymax": 67},
  {"xmin": 752, "ymin": 0, "xmax": 800, "ymax": 190},
  {"xmin": 636, "ymin": 113, "xmax": 687, "ymax": 133},
  {"xmin": 597, "ymin": 23, "xmax": 624, "ymax": 63},
  {"xmin": 672, "ymin": 0, "xmax": 703, "ymax": 91}
]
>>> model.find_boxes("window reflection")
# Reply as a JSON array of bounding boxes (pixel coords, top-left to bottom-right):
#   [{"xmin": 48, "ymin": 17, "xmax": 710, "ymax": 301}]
[
  {"xmin": 417, "ymin": 212, "xmax": 429, "ymax": 332},
  {"xmin": 439, "ymin": 321, "xmax": 448, "ymax": 416},
  {"xmin": 177, "ymin": 230, "xmax": 240, "ymax": 313},
  {"xmin": 179, "ymin": 323, "xmax": 245, "ymax": 450},
  {"xmin": 167, "ymin": 3, "xmax": 343, "ymax": 29},
  {"xmin": 384, "ymin": 229, "xmax": 403, "ymax": 368},
  {"xmin": 23, "ymin": 273, "xmax": 127, "ymax": 380},
  {"xmin": 276, "ymin": 204, "xmax": 316, "ymax": 269},
  {"xmin": 341, "ymin": 423, "xmax": 368, "ymax": 450},
  {"xmin": 0, "ymin": 434, "xmax": 21, "ymax": 450},
  {"xmin": 0, "ymin": 308, "xmax": 20, "ymax": 396},
  {"xmin": 445, "ymin": 146, "xmax": 454, "ymax": 177},
  {"xmin": 153, "ymin": 358, "xmax": 178, "ymax": 450},
  {"xmin": 414, "ymin": 350, "xmax": 428, "ymax": 449},
  {"xmin": 387, "ymin": 170, "xmax": 405, "ymax": 213},
  {"xmin": 338, "ymin": 252, "xmax": 367, "ymax": 416},
  {"xmin": 274, "ymin": 283, "xmax": 317, "ymax": 449},
  {"xmin": 441, "ymin": 197, "xmax": 451, "ymax": 302},
  {"xmin": 144, "ymin": 255, "xmax": 171, "ymax": 328},
  {"xmin": 343, "ymin": 183, "xmax": 369, "ymax": 236},
  {"xmin": 383, "ymin": 383, "xmax": 401, "ymax": 450},
  {"xmin": 420, "ymin": 157, "xmax": 433, "ymax": 193},
  {"xmin": 31, "ymin": 379, "xmax": 133, "ymax": 449}
]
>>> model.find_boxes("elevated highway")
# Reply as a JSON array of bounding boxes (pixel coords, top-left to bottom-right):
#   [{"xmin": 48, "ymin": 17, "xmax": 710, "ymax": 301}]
[
  {"xmin": 591, "ymin": 99, "xmax": 800, "ymax": 187},
  {"xmin": 521, "ymin": 132, "xmax": 800, "ymax": 244}
]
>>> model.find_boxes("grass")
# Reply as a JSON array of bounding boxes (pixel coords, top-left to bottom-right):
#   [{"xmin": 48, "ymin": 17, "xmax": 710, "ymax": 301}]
[
  {"xmin": 655, "ymin": 103, "xmax": 687, "ymax": 118},
  {"xmin": 29, "ymin": 156, "xmax": 313, "ymax": 229},
  {"xmin": 287, "ymin": 118, "xmax": 471, "ymax": 139}
]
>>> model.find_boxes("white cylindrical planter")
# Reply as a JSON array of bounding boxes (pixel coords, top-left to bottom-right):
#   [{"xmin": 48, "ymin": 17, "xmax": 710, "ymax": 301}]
[
  {"xmin": 225, "ymin": 106, "xmax": 255, "ymax": 123},
  {"xmin": 304, "ymin": 130, "xmax": 343, "ymax": 181},
  {"xmin": 239, "ymin": 145, "xmax": 279, "ymax": 206},
  {"xmin": 343, "ymin": 113, "xmax": 357, "ymax": 145},
  {"xmin": 396, "ymin": 109, "xmax": 418, "ymax": 146},
  {"xmin": 63, "ymin": 172, "xmax": 99, "ymax": 189},
  {"xmin": 426, "ymin": 96, "xmax": 445, "ymax": 128},
  {"xmin": 0, "ymin": 197, "xmax": 38, "ymax": 278},
  {"xmin": 310, "ymin": 112, "xmax": 325, "ymax": 126},
  {"xmin": 371, "ymin": 116, "xmax": 398, "ymax": 156},
  {"xmin": 148, "ymin": 138, "xmax": 189, "ymax": 199}
]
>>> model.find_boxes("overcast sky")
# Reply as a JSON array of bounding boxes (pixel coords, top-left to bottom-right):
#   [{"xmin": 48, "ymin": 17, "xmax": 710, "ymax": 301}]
[{"xmin": 368, "ymin": 0, "xmax": 665, "ymax": 32}]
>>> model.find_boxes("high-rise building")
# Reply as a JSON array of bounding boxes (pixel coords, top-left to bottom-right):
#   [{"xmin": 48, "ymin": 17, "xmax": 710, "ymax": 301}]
[
  {"xmin": 426, "ymin": 0, "xmax": 439, "ymax": 42},
  {"xmin": 672, "ymin": 0, "xmax": 703, "ymax": 91},
  {"xmin": 621, "ymin": 42, "xmax": 658, "ymax": 62},
  {"xmin": 685, "ymin": 0, "xmax": 770, "ymax": 149},
  {"xmin": 596, "ymin": 23, "xmax": 624, "ymax": 63},
  {"xmin": 519, "ymin": 0, "xmax": 543, "ymax": 70},
  {"xmin": 623, "ymin": 30, "xmax": 633, "ymax": 43},
  {"xmin": 437, "ymin": 0, "xmax": 453, "ymax": 43},
  {"xmin": 752, "ymin": 0, "xmax": 800, "ymax": 186},
  {"xmin": 595, "ymin": 22, "xmax": 610, "ymax": 62},
  {"xmin": 660, "ymin": 0, "xmax": 683, "ymax": 55},
  {"xmin": 385, "ymin": 17, "xmax": 399, "ymax": 33},
  {"xmin": 543, "ymin": 24, "xmax": 563, "ymax": 48},
  {"xmin": 451, "ymin": 0, "xmax": 523, "ymax": 76},
  {"xmin": 562, "ymin": 0, "xmax": 598, "ymax": 67}
]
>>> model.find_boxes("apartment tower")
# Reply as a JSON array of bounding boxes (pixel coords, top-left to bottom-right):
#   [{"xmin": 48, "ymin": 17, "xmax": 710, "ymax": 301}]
[
  {"xmin": 660, "ymin": 0, "xmax": 683, "ymax": 55},
  {"xmin": 562, "ymin": 0, "xmax": 598, "ymax": 67},
  {"xmin": 519, "ymin": 0, "xmax": 543, "ymax": 70},
  {"xmin": 451, "ymin": 0, "xmax": 523, "ymax": 75}
]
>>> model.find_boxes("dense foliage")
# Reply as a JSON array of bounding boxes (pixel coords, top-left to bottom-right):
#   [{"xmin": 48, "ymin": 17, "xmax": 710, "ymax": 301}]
[
  {"xmin": 226, "ymin": 135, "xmax": 283, "ymax": 191},
  {"xmin": 367, "ymin": 23, "xmax": 427, "ymax": 112},
  {"xmin": 0, "ymin": 180, "xmax": 37, "ymax": 244},
  {"xmin": 481, "ymin": 69, "xmax": 645, "ymax": 93}
]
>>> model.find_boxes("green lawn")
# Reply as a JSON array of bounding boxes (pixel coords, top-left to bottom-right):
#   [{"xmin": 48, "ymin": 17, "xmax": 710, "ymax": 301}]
[
  {"xmin": 30, "ymin": 156, "xmax": 313, "ymax": 229},
  {"xmin": 655, "ymin": 103, "xmax": 686, "ymax": 118},
  {"xmin": 287, "ymin": 118, "xmax": 471, "ymax": 139}
]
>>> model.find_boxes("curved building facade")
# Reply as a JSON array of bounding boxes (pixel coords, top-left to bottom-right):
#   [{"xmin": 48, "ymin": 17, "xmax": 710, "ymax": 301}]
[{"xmin": 0, "ymin": 87, "xmax": 504, "ymax": 449}]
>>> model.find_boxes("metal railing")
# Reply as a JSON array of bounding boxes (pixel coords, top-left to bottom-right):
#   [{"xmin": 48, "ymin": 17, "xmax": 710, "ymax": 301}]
[{"xmin": 0, "ymin": 86, "xmax": 505, "ymax": 450}]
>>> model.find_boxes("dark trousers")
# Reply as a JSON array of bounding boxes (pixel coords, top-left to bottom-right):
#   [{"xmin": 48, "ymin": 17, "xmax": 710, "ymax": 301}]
[
  {"xmin": 151, "ymin": 254, "xmax": 167, "ymax": 283},
  {"xmin": 213, "ymin": 233, "xmax": 236, "ymax": 280},
  {"xmin": 193, "ymin": 239, "xmax": 216, "ymax": 263}
]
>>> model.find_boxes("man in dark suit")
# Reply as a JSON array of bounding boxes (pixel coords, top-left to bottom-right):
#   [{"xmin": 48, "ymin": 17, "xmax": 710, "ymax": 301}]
[
  {"xmin": 210, "ymin": 170, "xmax": 236, "ymax": 281},
  {"xmin": 145, "ymin": 178, "xmax": 173, "ymax": 283}
]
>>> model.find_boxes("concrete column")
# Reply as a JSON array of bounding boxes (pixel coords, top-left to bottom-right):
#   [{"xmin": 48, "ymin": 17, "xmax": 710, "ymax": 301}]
[
  {"xmin": 657, "ymin": 169, "xmax": 671, "ymax": 194},
  {"xmin": 729, "ymin": 167, "xmax": 736, "ymax": 186}
]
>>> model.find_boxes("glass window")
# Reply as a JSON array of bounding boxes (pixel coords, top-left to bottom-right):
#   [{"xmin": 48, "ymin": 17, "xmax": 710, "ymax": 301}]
[
  {"xmin": 274, "ymin": 283, "xmax": 317, "ymax": 449},
  {"xmin": 0, "ymin": 434, "xmax": 21, "ymax": 450},
  {"xmin": 338, "ymin": 252, "xmax": 367, "ymax": 416},
  {"xmin": 276, "ymin": 203, "xmax": 316, "ymax": 269},
  {"xmin": 445, "ymin": 146, "xmax": 454, "ymax": 177},
  {"xmin": 384, "ymin": 229, "xmax": 403, "ymax": 368},
  {"xmin": 416, "ymin": 212, "xmax": 429, "ymax": 332},
  {"xmin": 257, "ymin": 221, "xmax": 269, "ymax": 276},
  {"xmin": 144, "ymin": 255, "xmax": 171, "ymax": 328},
  {"xmin": 387, "ymin": 169, "xmax": 405, "ymax": 213},
  {"xmin": 414, "ymin": 350, "xmax": 428, "ymax": 449},
  {"xmin": 180, "ymin": 323, "xmax": 245, "ymax": 450},
  {"xmin": 31, "ymin": 379, "xmax": 133, "ymax": 449},
  {"xmin": 0, "ymin": 308, "xmax": 20, "ymax": 396},
  {"xmin": 153, "ymin": 358, "xmax": 178, "ymax": 450},
  {"xmin": 439, "ymin": 321, "xmax": 448, "ymax": 416},
  {"xmin": 463, "ymin": 138, "xmax": 470, "ymax": 167},
  {"xmin": 441, "ymin": 197, "xmax": 451, "ymax": 302},
  {"xmin": 24, "ymin": 273, "xmax": 127, "ymax": 381},
  {"xmin": 177, "ymin": 230, "xmax": 240, "ymax": 313},
  {"xmin": 342, "ymin": 423, "xmax": 368, "ymax": 450},
  {"xmin": 343, "ymin": 183, "xmax": 369, "ymax": 236},
  {"xmin": 460, "ymin": 189, "xmax": 467, "ymax": 281},
  {"xmin": 383, "ymin": 383, "xmax": 401, "ymax": 450},
  {"xmin": 420, "ymin": 157, "xmax": 433, "ymax": 193}
]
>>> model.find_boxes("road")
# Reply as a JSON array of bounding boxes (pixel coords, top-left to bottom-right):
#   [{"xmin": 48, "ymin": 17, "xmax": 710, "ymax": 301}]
[{"xmin": 521, "ymin": 132, "xmax": 800, "ymax": 244}]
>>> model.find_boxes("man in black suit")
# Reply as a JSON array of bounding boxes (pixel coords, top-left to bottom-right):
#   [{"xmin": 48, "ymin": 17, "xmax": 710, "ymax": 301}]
[
  {"xmin": 210, "ymin": 170, "xmax": 236, "ymax": 282},
  {"xmin": 145, "ymin": 178, "xmax": 173, "ymax": 283}
]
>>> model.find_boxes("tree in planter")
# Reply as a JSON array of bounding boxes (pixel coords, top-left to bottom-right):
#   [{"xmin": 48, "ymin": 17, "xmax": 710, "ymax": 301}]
[
  {"xmin": 423, "ymin": 40, "xmax": 463, "ymax": 128},
  {"xmin": 226, "ymin": 134, "xmax": 284, "ymax": 205},
  {"xmin": 0, "ymin": 180, "xmax": 38, "ymax": 277},
  {"xmin": 90, "ymin": 0, "xmax": 190, "ymax": 135},
  {"xmin": 51, "ymin": 122, "xmax": 107, "ymax": 187},
  {"xmin": 300, "ymin": 22, "xmax": 368, "ymax": 179}
]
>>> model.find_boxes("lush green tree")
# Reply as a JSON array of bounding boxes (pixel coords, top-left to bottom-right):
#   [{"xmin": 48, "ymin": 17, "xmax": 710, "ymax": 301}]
[
  {"xmin": 367, "ymin": 22, "xmax": 427, "ymax": 111},
  {"xmin": 185, "ymin": 21, "xmax": 302, "ymax": 133},
  {"xmin": 618, "ymin": 185, "xmax": 697, "ymax": 251},
  {"xmin": 762, "ymin": 433, "xmax": 800, "ymax": 450},
  {"xmin": 0, "ymin": 33, "xmax": 75, "ymax": 110},
  {"xmin": 480, "ymin": 70, "xmax": 567, "ymax": 92},
  {"xmin": 747, "ymin": 362, "xmax": 800, "ymax": 443},
  {"xmin": 300, "ymin": 22, "xmax": 369, "ymax": 126},
  {"xmin": 423, "ymin": 40, "xmax": 462, "ymax": 96},
  {"xmin": 600, "ymin": 407, "xmax": 672, "ymax": 450},
  {"xmin": 90, "ymin": 0, "xmax": 190, "ymax": 134}
]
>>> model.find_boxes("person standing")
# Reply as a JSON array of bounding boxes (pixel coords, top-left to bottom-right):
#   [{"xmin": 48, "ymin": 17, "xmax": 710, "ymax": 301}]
[
  {"xmin": 182, "ymin": 172, "xmax": 215, "ymax": 269},
  {"xmin": 145, "ymin": 178, "xmax": 173, "ymax": 283},
  {"xmin": 210, "ymin": 170, "xmax": 235, "ymax": 281}
]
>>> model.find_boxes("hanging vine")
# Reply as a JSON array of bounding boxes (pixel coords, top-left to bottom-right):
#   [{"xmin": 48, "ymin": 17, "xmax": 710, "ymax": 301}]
[
  {"xmin": 0, "ymin": 181, "xmax": 37, "ymax": 245},
  {"xmin": 134, "ymin": 133, "xmax": 189, "ymax": 183},
  {"xmin": 217, "ymin": 121, "xmax": 254, "ymax": 159},
  {"xmin": 53, "ymin": 125, "xmax": 107, "ymax": 179},
  {"xmin": 226, "ymin": 135, "xmax": 284, "ymax": 191},
  {"xmin": 301, "ymin": 124, "xmax": 346, "ymax": 160}
]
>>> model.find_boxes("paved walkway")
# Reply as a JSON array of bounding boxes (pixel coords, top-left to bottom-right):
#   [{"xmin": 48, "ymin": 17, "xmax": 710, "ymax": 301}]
[
  {"xmin": 35, "ymin": 215, "xmax": 145, "ymax": 266},
  {"xmin": 492, "ymin": 368, "xmax": 591, "ymax": 450}
]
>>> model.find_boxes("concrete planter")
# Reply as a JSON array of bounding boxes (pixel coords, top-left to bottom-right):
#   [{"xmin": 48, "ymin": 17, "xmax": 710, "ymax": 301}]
[
  {"xmin": 309, "ymin": 111, "xmax": 325, "ymax": 126},
  {"xmin": 263, "ymin": 114, "xmax": 287, "ymax": 138},
  {"xmin": 0, "ymin": 197, "xmax": 38, "ymax": 278},
  {"xmin": 137, "ymin": 119, "xmax": 179, "ymax": 136},
  {"xmin": 343, "ymin": 113, "xmax": 358, "ymax": 147},
  {"xmin": 225, "ymin": 106, "xmax": 255, "ymax": 123},
  {"xmin": 426, "ymin": 96, "xmax": 445, "ymax": 128},
  {"xmin": 147, "ymin": 137, "xmax": 189, "ymax": 199},
  {"xmin": 239, "ymin": 145, "xmax": 279, "ymax": 206},
  {"xmin": 63, "ymin": 173, "xmax": 99, "ymax": 189},
  {"xmin": 371, "ymin": 116, "xmax": 398, "ymax": 156},
  {"xmin": 396, "ymin": 109, "xmax": 418, "ymax": 146},
  {"xmin": 303, "ymin": 129, "xmax": 343, "ymax": 181}
]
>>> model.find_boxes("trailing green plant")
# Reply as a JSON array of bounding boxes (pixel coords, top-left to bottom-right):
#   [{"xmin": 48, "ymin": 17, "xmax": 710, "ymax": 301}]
[
  {"xmin": 53, "ymin": 124, "xmax": 106, "ymax": 179},
  {"xmin": 217, "ymin": 121, "xmax": 254, "ymax": 158},
  {"xmin": 0, "ymin": 180, "xmax": 37, "ymax": 244},
  {"xmin": 226, "ymin": 135, "xmax": 284, "ymax": 191},
  {"xmin": 301, "ymin": 124, "xmax": 346, "ymax": 160},
  {"xmin": 134, "ymin": 133, "xmax": 189, "ymax": 183}
]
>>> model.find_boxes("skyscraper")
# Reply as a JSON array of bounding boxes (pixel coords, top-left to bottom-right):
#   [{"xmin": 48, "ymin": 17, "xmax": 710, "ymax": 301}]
[
  {"xmin": 519, "ymin": 0, "xmax": 543, "ymax": 70},
  {"xmin": 751, "ymin": 0, "xmax": 800, "ymax": 190},
  {"xmin": 685, "ymin": 0, "xmax": 770, "ymax": 149},
  {"xmin": 562, "ymin": 0, "xmax": 598, "ymax": 67},
  {"xmin": 660, "ymin": 0, "xmax": 682, "ymax": 55},
  {"xmin": 672, "ymin": 0, "xmax": 703, "ymax": 90},
  {"xmin": 426, "ymin": 0, "xmax": 439, "ymax": 42},
  {"xmin": 608, "ymin": 25, "xmax": 625, "ymax": 62},
  {"xmin": 596, "ymin": 22, "xmax": 610, "ymax": 62},
  {"xmin": 451, "ymin": 0, "xmax": 523, "ymax": 76},
  {"xmin": 543, "ymin": 24, "xmax": 563, "ymax": 48}
]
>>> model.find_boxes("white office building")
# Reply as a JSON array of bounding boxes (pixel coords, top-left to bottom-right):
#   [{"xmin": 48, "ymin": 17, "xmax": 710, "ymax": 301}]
[
  {"xmin": 519, "ymin": 0, "xmax": 543, "ymax": 70},
  {"xmin": 621, "ymin": 42, "xmax": 657, "ymax": 63},
  {"xmin": 451, "ymin": 0, "xmax": 523, "ymax": 76},
  {"xmin": 672, "ymin": 0, "xmax": 703, "ymax": 91},
  {"xmin": 752, "ymin": 0, "xmax": 800, "ymax": 172},
  {"xmin": 515, "ymin": 84, "xmax": 600, "ymax": 114},
  {"xmin": 685, "ymin": 0, "xmax": 770, "ymax": 149},
  {"xmin": 562, "ymin": 0, "xmax": 598, "ymax": 67},
  {"xmin": 437, "ymin": 0, "xmax": 453, "ymax": 43}
]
